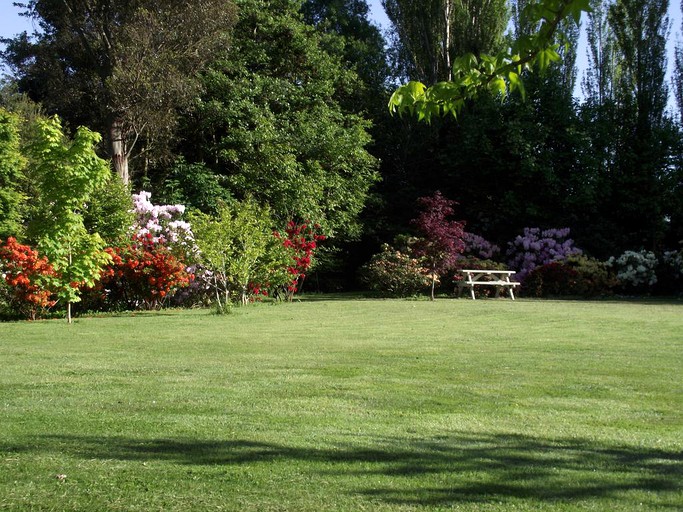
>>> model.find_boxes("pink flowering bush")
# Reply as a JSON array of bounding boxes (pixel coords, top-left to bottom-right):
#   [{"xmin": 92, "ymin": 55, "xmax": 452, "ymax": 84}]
[
  {"xmin": 506, "ymin": 227, "xmax": 582, "ymax": 282},
  {"xmin": 132, "ymin": 191, "xmax": 196, "ymax": 258}
]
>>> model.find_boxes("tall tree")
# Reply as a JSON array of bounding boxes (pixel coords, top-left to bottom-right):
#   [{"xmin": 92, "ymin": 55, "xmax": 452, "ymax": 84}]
[
  {"xmin": 382, "ymin": 0, "xmax": 508, "ymax": 84},
  {"xmin": 607, "ymin": 0, "xmax": 673, "ymax": 250},
  {"xmin": 2, "ymin": 0, "xmax": 237, "ymax": 185},
  {"xmin": 180, "ymin": 0, "xmax": 379, "ymax": 239},
  {"xmin": 582, "ymin": 0, "xmax": 617, "ymax": 104},
  {"xmin": 26, "ymin": 116, "xmax": 112, "ymax": 323},
  {"xmin": 0, "ymin": 108, "xmax": 26, "ymax": 240}
]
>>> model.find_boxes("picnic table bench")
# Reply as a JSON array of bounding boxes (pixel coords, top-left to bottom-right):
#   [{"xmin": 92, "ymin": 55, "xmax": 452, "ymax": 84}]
[{"xmin": 457, "ymin": 269, "xmax": 520, "ymax": 300}]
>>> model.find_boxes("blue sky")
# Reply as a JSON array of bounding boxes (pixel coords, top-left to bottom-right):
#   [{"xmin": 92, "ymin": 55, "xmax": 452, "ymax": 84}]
[{"xmin": 1, "ymin": 0, "xmax": 681, "ymax": 108}]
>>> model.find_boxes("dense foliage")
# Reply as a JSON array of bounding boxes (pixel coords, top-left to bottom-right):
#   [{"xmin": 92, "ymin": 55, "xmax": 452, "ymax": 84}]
[{"xmin": 1, "ymin": 0, "xmax": 682, "ymax": 318}]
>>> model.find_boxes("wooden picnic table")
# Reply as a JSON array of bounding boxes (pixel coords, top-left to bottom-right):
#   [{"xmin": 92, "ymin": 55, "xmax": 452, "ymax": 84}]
[{"xmin": 457, "ymin": 269, "xmax": 520, "ymax": 300}]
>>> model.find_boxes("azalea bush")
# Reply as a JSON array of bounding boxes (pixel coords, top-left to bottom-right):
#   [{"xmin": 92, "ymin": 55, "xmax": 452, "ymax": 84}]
[
  {"xmin": 522, "ymin": 262, "xmax": 580, "ymax": 297},
  {"xmin": 273, "ymin": 221, "xmax": 326, "ymax": 301},
  {"xmin": 0, "ymin": 237, "xmax": 56, "ymax": 319},
  {"xmin": 91, "ymin": 234, "xmax": 193, "ymax": 311},
  {"xmin": 359, "ymin": 244, "xmax": 431, "ymax": 297},
  {"xmin": 506, "ymin": 227, "xmax": 582, "ymax": 282}
]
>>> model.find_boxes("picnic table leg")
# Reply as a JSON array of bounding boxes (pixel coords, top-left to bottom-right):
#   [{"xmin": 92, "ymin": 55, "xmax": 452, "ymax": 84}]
[
  {"xmin": 470, "ymin": 285, "xmax": 476, "ymax": 300},
  {"xmin": 506, "ymin": 278, "xmax": 516, "ymax": 300}
]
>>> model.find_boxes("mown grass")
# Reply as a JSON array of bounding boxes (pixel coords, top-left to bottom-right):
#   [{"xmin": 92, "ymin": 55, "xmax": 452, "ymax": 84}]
[{"xmin": 1, "ymin": 297, "xmax": 681, "ymax": 511}]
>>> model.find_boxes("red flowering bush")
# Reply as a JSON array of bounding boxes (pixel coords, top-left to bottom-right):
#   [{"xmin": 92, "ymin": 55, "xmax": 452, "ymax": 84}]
[
  {"xmin": 272, "ymin": 221, "xmax": 326, "ymax": 300},
  {"xmin": 0, "ymin": 237, "xmax": 57, "ymax": 319},
  {"xmin": 95, "ymin": 234, "xmax": 193, "ymax": 310}
]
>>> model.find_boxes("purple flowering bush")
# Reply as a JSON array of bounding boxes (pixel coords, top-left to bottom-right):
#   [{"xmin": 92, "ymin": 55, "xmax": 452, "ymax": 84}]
[
  {"xmin": 506, "ymin": 227, "xmax": 582, "ymax": 282},
  {"xmin": 461, "ymin": 232, "xmax": 500, "ymax": 260}
]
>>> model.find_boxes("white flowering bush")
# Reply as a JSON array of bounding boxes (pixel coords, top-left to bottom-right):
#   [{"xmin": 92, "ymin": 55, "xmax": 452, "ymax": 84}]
[
  {"xmin": 132, "ymin": 191, "xmax": 197, "ymax": 258},
  {"xmin": 607, "ymin": 250, "xmax": 658, "ymax": 290}
]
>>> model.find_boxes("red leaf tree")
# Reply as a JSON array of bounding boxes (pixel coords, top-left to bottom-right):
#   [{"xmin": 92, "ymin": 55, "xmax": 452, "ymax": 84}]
[{"xmin": 411, "ymin": 192, "xmax": 466, "ymax": 300}]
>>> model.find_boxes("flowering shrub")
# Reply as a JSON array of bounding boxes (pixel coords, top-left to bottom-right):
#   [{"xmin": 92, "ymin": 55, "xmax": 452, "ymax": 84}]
[
  {"xmin": 0, "ymin": 237, "xmax": 56, "ymax": 319},
  {"xmin": 607, "ymin": 250, "xmax": 658, "ymax": 291},
  {"xmin": 131, "ymin": 191, "xmax": 196, "ymax": 258},
  {"xmin": 462, "ymin": 232, "xmax": 500, "ymax": 260},
  {"xmin": 273, "ymin": 221, "xmax": 326, "ymax": 300},
  {"xmin": 96, "ymin": 234, "xmax": 193, "ymax": 310},
  {"xmin": 359, "ymin": 244, "xmax": 431, "ymax": 297},
  {"xmin": 506, "ymin": 227, "xmax": 582, "ymax": 282}
]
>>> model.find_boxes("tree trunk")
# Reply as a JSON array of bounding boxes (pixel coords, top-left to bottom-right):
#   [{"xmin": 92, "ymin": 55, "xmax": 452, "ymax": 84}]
[{"xmin": 110, "ymin": 118, "xmax": 129, "ymax": 185}]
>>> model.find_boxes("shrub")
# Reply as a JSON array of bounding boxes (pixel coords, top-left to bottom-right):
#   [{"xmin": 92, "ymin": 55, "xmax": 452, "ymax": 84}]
[
  {"xmin": 359, "ymin": 244, "xmax": 431, "ymax": 297},
  {"xmin": 462, "ymin": 232, "xmax": 500, "ymax": 260},
  {"xmin": 131, "ymin": 190, "xmax": 196, "ymax": 259},
  {"xmin": 92, "ymin": 234, "xmax": 193, "ymax": 311},
  {"xmin": 607, "ymin": 250, "xmax": 658, "ymax": 292},
  {"xmin": 0, "ymin": 237, "xmax": 56, "ymax": 319},
  {"xmin": 273, "ymin": 221, "xmax": 326, "ymax": 301},
  {"xmin": 565, "ymin": 255, "xmax": 616, "ymax": 297},
  {"xmin": 506, "ymin": 227, "xmax": 582, "ymax": 282},
  {"xmin": 522, "ymin": 262, "xmax": 579, "ymax": 297},
  {"xmin": 656, "ymin": 249, "xmax": 683, "ymax": 295}
]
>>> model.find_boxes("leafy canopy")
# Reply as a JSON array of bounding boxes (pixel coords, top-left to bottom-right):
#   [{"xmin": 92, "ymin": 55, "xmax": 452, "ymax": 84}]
[{"xmin": 388, "ymin": 0, "xmax": 591, "ymax": 121}]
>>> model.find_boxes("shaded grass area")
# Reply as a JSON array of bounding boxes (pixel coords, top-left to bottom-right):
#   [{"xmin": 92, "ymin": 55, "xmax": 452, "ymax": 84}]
[{"xmin": 1, "ymin": 298, "xmax": 681, "ymax": 510}]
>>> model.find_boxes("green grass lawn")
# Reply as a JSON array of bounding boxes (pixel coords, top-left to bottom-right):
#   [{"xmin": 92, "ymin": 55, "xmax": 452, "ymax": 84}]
[{"xmin": 1, "ymin": 297, "xmax": 681, "ymax": 511}]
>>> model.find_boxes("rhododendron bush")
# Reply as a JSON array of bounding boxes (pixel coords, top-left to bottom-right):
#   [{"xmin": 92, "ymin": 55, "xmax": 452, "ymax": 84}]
[
  {"xmin": 359, "ymin": 243, "xmax": 430, "ymax": 297},
  {"xmin": 131, "ymin": 191, "xmax": 196, "ymax": 257},
  {"xmin": 607, "ymin": 250, "xmax": 658, "ymax": 291},
  {"xmin": 506, "ymin": 228, "xmax": 582, "ymax": 282}
]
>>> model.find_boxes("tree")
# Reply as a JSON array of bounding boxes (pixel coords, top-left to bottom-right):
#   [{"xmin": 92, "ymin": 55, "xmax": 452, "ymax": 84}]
[
  {"xmin": 387, "ymin": 0, "xmax": 590, "ymax": 121},
  {"xmin": 606, "ymin": 0, "xmax": 673, "ymax": 251},
  {"xmin": 189, "ymin": 199, "xmax": 288, "ymax": 310},
  {"xmin": 411, "ymin": 191, "xmax": 465, "ymax": 300},
  {"xmin": 382, "ymin": 0, "xmax": 509, "ymax": 84},
  {"xmin": 182, "ymin": 0, "xmax": 379, "ymax": 239},
  {"xmin": 25, "ymin": 115, "xmax": 112, "ymax": 323},
  {"xmin": 0, "ymin": 108, "xmax": 26, "ymax": 240},
  {"xmin": 2, "ymin": 0, "xmax": 237, "ymax": 185}
]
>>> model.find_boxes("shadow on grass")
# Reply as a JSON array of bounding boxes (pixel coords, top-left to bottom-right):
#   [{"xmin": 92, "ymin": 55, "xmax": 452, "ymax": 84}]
[{"xmin": 9, "ymin": 431, "xmax": 682, "ymax": 507}]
